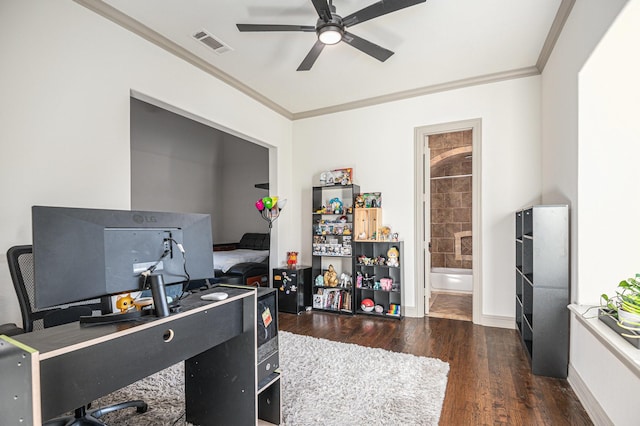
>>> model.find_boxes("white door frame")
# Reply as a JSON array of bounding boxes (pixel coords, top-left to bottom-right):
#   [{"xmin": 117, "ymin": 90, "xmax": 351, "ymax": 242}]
[{"xmin": 414, "ymin": 118, "xmax": 482, "ymax": 324}]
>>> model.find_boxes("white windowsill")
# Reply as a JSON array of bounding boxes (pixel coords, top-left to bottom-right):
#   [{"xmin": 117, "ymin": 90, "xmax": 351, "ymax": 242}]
[{"xmin": 568, "ymin": 304, "xmax": 640, "ymax": 379}]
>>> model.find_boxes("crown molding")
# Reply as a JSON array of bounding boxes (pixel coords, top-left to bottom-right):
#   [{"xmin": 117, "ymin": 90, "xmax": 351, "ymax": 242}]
[
  {"xmin": 73, "ymin": 0, "xmax": 293, "ymax": 120},
  {"xmin": 75, "ymin": 0, "xmax": 572, "ymax": 121},
  {"xmin": 292, "ymin": 66, "xmax": 540, "ymax": 120},
  {"xmin": 536, "ymin": 0, "xmax": 576, "ymax": 72}
]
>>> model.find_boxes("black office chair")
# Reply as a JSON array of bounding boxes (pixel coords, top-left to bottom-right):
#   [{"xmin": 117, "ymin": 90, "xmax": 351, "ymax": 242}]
[{"xmin": 7, "ymin": 245, "xmax": 148, "ymax": 425}]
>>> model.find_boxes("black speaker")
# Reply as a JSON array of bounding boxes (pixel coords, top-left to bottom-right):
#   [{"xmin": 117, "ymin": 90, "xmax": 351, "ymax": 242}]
[{"xmin": 256, "ymin": 287, "xmax": 279, "ymax": 387}]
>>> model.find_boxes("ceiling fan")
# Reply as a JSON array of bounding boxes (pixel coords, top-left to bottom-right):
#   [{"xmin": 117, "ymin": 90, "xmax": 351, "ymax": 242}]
[{"xmin": 236, "ymin": 0, "xmax": 427, "ymax": 71}]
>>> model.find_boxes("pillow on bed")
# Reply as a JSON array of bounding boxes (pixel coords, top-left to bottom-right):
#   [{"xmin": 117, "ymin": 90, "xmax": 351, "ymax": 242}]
[{"xmin": 213, "ymin": 249, "xmax": 269, "ymax": 273}]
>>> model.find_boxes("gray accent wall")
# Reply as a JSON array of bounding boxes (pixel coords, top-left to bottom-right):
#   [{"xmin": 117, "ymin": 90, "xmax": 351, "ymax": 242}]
[{"xmin": 130, "ymin": 98, "xmax": 268, "ymax": 244}]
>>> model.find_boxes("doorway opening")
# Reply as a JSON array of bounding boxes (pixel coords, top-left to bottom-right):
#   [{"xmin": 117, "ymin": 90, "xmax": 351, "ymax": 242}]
[
  {"xmin": 414, "ymin": 119, "xmax": 482, "ymax": 324},
  {"xmin": 427, "ymin": 130, "xmax": 473, "ymax": 321}
]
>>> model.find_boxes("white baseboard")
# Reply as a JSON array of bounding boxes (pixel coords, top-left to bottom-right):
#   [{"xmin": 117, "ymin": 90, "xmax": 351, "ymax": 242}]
[
  {"xmin": 567, "ymin": 363, "xmax": 612, "ymax": 426},
  {"xmin": 479, "ymin": 313, "xmax": 515, "ymax": 329},
  {"xmin": 404, "ymin": 307, "xmax": 514, "ymax": 329},
  {"xmin": 404, "ymin": 306, "xmax": 419, "ymax": 318}
]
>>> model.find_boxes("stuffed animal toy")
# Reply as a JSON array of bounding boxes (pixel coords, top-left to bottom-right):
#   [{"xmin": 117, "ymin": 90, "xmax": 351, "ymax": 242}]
[
  {"xmin": 386, "ymin": 246, "xmax": 400, "ymax": 267},
  {"xmin": 287, "ymin": 251, "xmax": 298, "ymax": 268}
]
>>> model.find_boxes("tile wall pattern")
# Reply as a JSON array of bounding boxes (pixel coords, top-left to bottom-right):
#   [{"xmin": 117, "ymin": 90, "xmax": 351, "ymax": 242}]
[{"xmin": 429, "ymin": 130, "xmax": 472, "ymax": 269}]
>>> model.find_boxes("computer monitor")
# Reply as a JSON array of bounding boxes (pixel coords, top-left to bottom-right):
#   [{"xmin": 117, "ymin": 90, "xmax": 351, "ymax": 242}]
[{"xmin": 32, "ymin": 206, "xmax": 214, "ymax": 313}]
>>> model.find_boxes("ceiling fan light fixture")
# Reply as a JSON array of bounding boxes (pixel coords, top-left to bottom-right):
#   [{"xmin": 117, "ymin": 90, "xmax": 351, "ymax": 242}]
[{"xmin": 318, "ymin": 25, "xmax": 343, "ymax": 45}]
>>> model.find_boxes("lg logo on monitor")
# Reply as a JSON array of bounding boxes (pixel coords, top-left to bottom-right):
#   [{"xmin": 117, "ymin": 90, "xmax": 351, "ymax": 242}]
[{"xmin": 133, "ymin": 214, "xmax": 157, "ymax": 224}]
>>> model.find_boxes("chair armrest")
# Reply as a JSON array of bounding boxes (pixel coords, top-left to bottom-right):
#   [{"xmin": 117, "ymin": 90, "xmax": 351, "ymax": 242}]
[{"xmin": 0, "ymin": 322, "xmax": 24, "ymax": 336}]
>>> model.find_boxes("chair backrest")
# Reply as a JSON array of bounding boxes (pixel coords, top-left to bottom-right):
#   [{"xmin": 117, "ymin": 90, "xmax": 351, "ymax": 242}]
[
  {"xmin": 6, "ymin": 245, "xmax": 102, "ymax": 332},
  {"xmin": 237, "ymin": 233, "xmax": 270, "ymax": 250}
]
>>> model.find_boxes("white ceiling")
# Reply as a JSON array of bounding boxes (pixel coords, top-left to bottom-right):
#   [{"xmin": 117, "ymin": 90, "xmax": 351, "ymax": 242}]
[{"xmin": 82, "ymin": 0, "xmax": 568, "ymax": 118}]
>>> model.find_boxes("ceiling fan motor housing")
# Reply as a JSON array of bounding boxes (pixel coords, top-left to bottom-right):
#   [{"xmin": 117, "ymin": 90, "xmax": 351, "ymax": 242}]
[{"xmin": 317, "ymin": 14, "xmax": 344, "ymax": 44}]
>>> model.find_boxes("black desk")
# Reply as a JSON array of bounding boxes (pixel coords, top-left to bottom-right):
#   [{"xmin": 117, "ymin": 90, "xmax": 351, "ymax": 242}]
[{"xmin": 0, "ymin": 287, "xmax": 256, "ymax": 425}]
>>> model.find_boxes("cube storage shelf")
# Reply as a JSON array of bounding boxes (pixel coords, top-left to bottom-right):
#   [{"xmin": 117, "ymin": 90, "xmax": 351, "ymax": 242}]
[
  {"xmin": 515, "ymin": 205, "xmax": 569, "ymax": 378},
  {"xmin": 353, "ymin": 241, "xmax": 403, "ymax": 319},
  {"xmin": 312, "ymin": 184, "xmax": 360, "ymax": 314}
]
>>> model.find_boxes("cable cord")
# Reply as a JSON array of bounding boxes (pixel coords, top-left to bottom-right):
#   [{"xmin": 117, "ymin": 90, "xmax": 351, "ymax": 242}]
[
  {"xmin": 171, "ymin": 411, "xmax": 186, "ymax": 425},
  {"xmin": 165, "ymin": 238, "xmax": 192, "ymax": 301}
]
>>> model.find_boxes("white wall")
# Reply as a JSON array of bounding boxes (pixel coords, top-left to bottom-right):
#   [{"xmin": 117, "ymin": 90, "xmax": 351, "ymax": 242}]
[
  {"xmin": 293, "ymin": 76, "xmax": 542, "ymax": 319},
  {"xmin": 577, "ymin": 1, "xmax": 640, "ymax": 423},
  {"xmin": 541, "ymin": 0, "xmax": 638, "ymax": 423},
  {"xmin": 0, "ymin": 1, "xmax": 292, "ymax": 326},
  {"xmin": 541, "ymin": 0, "xmax": 628, "ymax": 303},
  {"xmin": 578, "ymin": 0, "xmax": 639, "ymax": 305}
]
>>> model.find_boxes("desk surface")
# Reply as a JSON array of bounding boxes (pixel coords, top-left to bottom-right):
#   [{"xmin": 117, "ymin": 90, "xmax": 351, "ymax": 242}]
[
  {"xmin": 1, "ymin": 286, "xmax": 257, "ymax": 425},
  {"xmin": 15, "ymin": 286, "xmax": 251, "ymax": 356}
]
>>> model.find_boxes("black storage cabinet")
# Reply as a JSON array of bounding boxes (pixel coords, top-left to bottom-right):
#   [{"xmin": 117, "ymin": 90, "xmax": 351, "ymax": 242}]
[{"xmin": 273, "ymin": 266, "xmax": 312, "ymax": 314}]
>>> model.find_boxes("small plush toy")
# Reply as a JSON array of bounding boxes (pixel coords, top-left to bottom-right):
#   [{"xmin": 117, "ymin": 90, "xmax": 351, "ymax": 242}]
[
  {"xmin": 116, "ymin": 293, "xmax": 135, "ymax": 313},
  {"xmin": 386, "ymin": 246, "xmax": 400, "ymax": 267},
  {"xmin": 287, "ymin": 251, "xmax": 298, "ymax": 268}
]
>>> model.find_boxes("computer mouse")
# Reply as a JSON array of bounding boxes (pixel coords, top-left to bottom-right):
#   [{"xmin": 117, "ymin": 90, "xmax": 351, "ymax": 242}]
[{"xmin": 200, "ymin": 292, "xmax": 228, "ymax": 301}]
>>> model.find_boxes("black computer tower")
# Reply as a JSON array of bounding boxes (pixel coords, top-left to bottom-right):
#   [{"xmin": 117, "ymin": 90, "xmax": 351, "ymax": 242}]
[{"xmin": 256, "ymin": 287, "xmax": 279, "ymax": 387}]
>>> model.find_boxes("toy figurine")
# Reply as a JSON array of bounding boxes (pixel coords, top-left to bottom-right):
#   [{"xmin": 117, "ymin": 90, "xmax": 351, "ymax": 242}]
[
  {"xmin": 287, "ymin": 251, "xmax": 298, "ymax": 269},
  {"xmin": 324, "ymin": 264, "xmax": 338, "ymax": 287},
  {"xmin": 328, "ymin": 197, "xmax": 343, "ymax": 214},
  {"xmin": 363, "ymin": 273, "xmax": 375, "ymax": 289},
  {"xmin": 339, "ymin": 272, "xmax": 351, "ymax": 288},
  {"xmin": 380, "ymin": 226, "xmax": 391, "ymax": 241},
  {"xmin": 116, "ymin": 293, "xmax": 135, "ymax": 313}
]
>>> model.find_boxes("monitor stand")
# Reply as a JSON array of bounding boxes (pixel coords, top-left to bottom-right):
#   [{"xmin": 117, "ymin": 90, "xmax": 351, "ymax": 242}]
[
  {"xmin": 148, "ymin": 274, "xmax": 170, "ymax": 318},
  {"xmin": 80, "ymin": 274, "xmax": 170, "ymax": 326}
]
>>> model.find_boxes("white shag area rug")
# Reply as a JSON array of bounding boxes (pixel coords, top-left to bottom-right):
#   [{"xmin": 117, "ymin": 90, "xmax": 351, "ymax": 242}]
[{"xmin": 92, "ymin": 331, "xmax": 449, "ymax": 425}]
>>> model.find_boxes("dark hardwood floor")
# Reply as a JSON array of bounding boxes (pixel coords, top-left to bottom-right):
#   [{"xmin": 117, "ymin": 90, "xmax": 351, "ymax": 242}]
[{"xmin": 279, "ymin": 311, "xmax": 592, "ymax": 426}]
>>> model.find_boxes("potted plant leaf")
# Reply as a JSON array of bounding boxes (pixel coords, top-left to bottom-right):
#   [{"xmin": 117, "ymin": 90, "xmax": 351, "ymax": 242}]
[{"xmin": 601, "ymin": 273, "xmax": 640, "ymax": 336}]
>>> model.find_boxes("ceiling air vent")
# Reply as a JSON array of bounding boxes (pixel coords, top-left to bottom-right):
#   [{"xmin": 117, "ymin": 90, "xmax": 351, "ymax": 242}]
[{"xmin": 192, "ymin": 30, "xmax": 232, "ymax": 54}]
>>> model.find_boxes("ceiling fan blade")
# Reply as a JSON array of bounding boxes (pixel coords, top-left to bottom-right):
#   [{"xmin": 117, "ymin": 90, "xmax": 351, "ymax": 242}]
[
  {"xmin": 236, "ymin": 24, "xmax": 315, "ymax": 32},
  {"xmin": 311, "ymin": 0, "xmax": 333, "ymax": 22},
  {"xmin": 342, "ymin": 0, "xmax": 426, "ymax": 27},
  {"xmin": 342, "ymin": 31, "xmax": 394, "ymax": 62},
  {"xmin": 297, "ymin": 40, "xmax": 326, "ymax": 71}
]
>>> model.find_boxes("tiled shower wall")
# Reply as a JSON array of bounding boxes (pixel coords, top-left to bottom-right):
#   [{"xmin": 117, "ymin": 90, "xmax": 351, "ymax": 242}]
[{"xmin": 430, "ymin": 130, "xmax": 472, "ymax": 270}]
